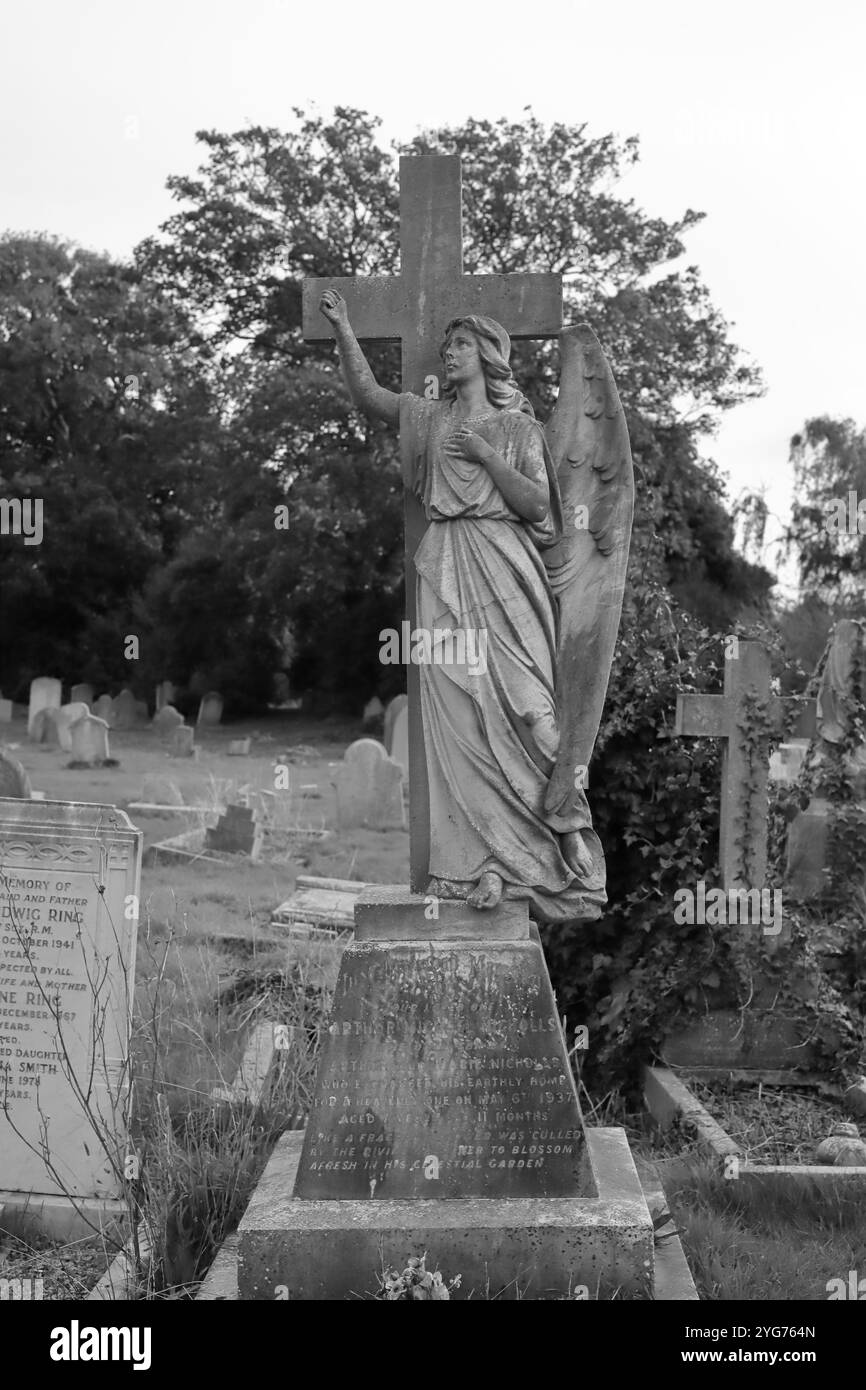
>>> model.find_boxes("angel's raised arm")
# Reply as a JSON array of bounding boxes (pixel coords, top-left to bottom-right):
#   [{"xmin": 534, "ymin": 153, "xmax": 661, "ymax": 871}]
[{"xmin": 319, "ymin": 290, "xmax": 400, "ymax": 428}]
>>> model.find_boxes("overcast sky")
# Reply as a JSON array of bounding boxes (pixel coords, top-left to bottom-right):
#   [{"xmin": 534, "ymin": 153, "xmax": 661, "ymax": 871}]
[{"xmin": 3, "ymin": 0, "xmax": 863, "ymax": 596}]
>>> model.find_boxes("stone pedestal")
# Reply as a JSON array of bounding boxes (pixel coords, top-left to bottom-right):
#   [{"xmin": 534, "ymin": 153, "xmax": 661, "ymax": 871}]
[{"xmin": 237, "ymin": 886, "xmax": 652, "ymax": 1298}]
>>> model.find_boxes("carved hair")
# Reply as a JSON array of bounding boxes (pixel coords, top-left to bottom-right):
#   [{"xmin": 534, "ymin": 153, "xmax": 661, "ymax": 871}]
[{"xmin": 440, "ymin": 315, "xmax": 535, "ymax": 416}]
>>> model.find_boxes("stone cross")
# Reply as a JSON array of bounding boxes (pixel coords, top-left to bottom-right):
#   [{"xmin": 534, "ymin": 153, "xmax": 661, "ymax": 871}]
[
  {"xmin": 303, "ymin": 155, "xmax": 563, "ymax": 889},
  {"xmin": 675, "ymin": 640, "xmax": 816, "ymax": 890}
]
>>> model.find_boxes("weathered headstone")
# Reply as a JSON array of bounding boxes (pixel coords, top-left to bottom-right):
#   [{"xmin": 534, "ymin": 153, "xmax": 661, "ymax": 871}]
[
  {"xmin": 31, "ymin": 708, "xmax": 59, "ymax": 745},
  {"xmin": 155, "ymin": 681, "xmax": 176, "ymax": 712},
  {"xmin": 69, "ymin": 714, "xmax": 111, "ymax": 767},
  {"xmin": 334, "ymin": 739, "xmax": 405, "ymax": 830},
  {"xmin": 70, "ymin": 683, "xmax": 94, "ymax": 707},
  {"xmin": 92, "ymin": 694, "xmax": 113, "ymax": 722},
  {"xmin": 383, "ymin": 693, "xmax": 408, "ymax": 756},
  {"xmin": 228, "ymin": 738, "xmax": 251, "ymax": 756},
  {"xmin": 390, "ymin": 704, "xmax": 409, "ymax": 783},
  {"xmin": 152, "ymin": 704, "xmax": 184, "ymax": 738},
  {"xmin": 134, "ymin": 699, "xmax": 149, "ymax": 723},
  {"xmin": 0, "ymin": 798, "xmax": 141, "ymax": 1237},
  {"xmin": 0, "ymin": 698, "xmax": 13, "ymax": 723},
  {"xmin": 361, "ymin": 695, "xmax": 384, "ymax": 730},
  {"xmin": 196, "ymin": 692, "xmax": 223, "ymax": 726},
  {"xmin": 0, "ymin": 750, "xmax": 32, "ymax": 798},
  {"xmin": 54, "ymin": 702, "xmax": 90, "ymax": 753},
  {"xmin": 170, "ymin": 725, "xmax": 195, "ymax": 758},
  {"xmin": 27, "ymin": 677, "xmax": 62, "ymax": 737},
  {"xmin": 205, "ymin": 804, "xmax": 261, "ymax": 857},
  {"xmin": 110, "ymin": 689, "xmax": 137, "ymax": 730}
]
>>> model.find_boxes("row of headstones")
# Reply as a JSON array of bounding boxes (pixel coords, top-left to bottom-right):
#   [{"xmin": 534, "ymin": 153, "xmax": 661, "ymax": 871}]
[{"xmin": 21, "ymin": 677, "xmax": 224, "ymax": 731}]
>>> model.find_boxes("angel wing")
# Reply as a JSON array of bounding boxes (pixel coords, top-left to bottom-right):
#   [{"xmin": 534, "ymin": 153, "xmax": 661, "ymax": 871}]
[{"xmin": 543, "ymin": 323, "xmax": 635, "ymax": 819}]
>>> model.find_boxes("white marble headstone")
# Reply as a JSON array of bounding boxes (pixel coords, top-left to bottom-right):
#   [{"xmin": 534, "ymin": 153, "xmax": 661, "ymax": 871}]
[
  {"xmin": 0, "ymin": 799, "xmax": 141, "ymax": 1236},
  {"xmin": 27, "ymin": 677, "xmax": 61, "ymax": 737},
  {"xmin": 334, "ymin": 739, "xmax": 405, "ymax": 830}
]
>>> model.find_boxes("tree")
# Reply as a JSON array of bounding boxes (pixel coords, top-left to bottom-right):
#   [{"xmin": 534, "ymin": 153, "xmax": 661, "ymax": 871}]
[
  {"xmin": 0, "ymin": 234, "xmax": 221, "ymax": 697},
  {"xmin": 786, "ymin": 415, "xmax": 866, "ymax": 612},
  {"xmin": 134, "ymin": 108, "xmax": 771, "ymax": 699}
]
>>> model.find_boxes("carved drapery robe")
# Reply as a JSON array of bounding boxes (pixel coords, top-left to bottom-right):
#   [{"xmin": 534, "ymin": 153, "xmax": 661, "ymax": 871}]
[{"xmin": 400, "ymin": 393, "xmax": 606, "ymax": 923}]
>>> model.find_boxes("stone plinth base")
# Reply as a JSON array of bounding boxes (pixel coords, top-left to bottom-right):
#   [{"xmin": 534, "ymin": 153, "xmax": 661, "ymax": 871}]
[
  {"xmin": 353, "ymin": 885, "xmax": 529, "ymax": 940},
  {"xmin": 0, "ymin": 1190, "xmax": 128, "ymax": 1242},
  {"xmin": 238, "ymin": 1129, "xmax": 652, "ymax": 1300}
]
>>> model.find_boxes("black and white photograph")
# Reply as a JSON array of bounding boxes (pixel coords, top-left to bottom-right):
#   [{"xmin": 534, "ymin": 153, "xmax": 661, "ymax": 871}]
[{"xmin": 0, "ymin": 0, "xmax": 864, "ymax": 1356}]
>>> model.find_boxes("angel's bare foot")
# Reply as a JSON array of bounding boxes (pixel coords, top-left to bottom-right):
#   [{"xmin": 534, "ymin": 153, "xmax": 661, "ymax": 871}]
[
  {"xmin": 562, "ymin": 831, "xmax": 594, "ymax": 879},
  {"xmin": 467, "ymin": 871, "xmax": 504, "ymax": 910}
]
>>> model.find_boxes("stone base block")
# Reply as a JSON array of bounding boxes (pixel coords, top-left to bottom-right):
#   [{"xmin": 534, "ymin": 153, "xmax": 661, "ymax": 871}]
[
  {"xmin": 353, "ymin": 885, "xmax": 529, "ymax": 940},
  {"xmin": 0, "ymin": 1190, "xmax": 128, "ymax": 1242},
  {"xmin": 238, "ymin": 1129, "xmax": 652, "ymax": 1300}
]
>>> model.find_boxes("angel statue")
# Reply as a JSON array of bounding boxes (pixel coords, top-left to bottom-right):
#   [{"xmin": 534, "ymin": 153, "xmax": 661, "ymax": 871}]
[{"xmin": 320, "ymin": 289, "xmax": 634, "ymax": 924}]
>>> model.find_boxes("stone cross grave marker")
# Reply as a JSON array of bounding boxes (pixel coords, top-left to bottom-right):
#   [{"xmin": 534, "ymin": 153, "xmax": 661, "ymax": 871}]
[
  {"xmin": 304, "ymin": 154, "xmax": 563, "ymax": 890},
  {"xmin": 0, "ymin": 798, "xmax": 141, "ymax": 1236},
  {"xmin": 667, "ymin": 640, "xmax": 818, "ymax": 1070},
  {"xmin": 675, "ymin": 640, "xmax": 816, "ymax": 891}
]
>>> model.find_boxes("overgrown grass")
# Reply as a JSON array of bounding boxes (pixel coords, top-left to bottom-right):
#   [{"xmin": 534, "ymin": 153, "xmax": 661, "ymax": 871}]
[{"xmin": 660, "ymin": 1155, "xmax": 866, "ymax": 1300}]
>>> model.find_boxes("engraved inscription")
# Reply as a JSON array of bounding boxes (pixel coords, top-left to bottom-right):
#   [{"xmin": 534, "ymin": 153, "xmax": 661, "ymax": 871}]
[{"xmin": 296, "ymin": 942, "xmax": 584, "ymax": 1200}]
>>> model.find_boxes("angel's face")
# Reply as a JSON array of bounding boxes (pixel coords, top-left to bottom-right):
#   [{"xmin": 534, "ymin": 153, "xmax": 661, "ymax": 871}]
[{"xmin": 443, "ymin": 327, "xmax": 483, "ymax": 385}]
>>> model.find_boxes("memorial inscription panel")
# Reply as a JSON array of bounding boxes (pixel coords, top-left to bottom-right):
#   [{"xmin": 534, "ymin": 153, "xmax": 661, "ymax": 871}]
[
  {"xmin": 0, "ymin": 800, "xmax": 141, "ymax": 1200},
  {"xmin": 295, "ymin": 940, "xmax": 583, "ymax": 1200}
]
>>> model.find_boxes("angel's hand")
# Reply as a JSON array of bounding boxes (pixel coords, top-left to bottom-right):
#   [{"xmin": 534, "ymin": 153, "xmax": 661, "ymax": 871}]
[
  {"xmin": 444, "ymin": 427, "xmax": 489, "ymax": 465},
  {"xmin": 319, "ymin": 289, "xmax": 349, "ymax": 328}
]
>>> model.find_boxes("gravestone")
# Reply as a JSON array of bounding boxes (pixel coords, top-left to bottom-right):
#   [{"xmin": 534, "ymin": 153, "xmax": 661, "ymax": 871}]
[
  {"xmin": 92, "ymin": 694, "xmax": 113, "ymax": 722},
  {"xmin": 134, "ymin": 699, "xmax": 149, "ymax": 723},
  {"xmin": 152, "ymin": 704, "xmax": 184, "ymax": 738},
  {"xmin": 296, "ymin": 906, "xmax": 580, "ymax": 1201},
  {"xmin": 0, "ymin": 698, "xmax": 13, "ymax": 723},
  {"xmin": 0, "ymin": 750, "xmax": 32, "ymax": 798},
  {"xmin": 205, "ymin": 804, "xmax": 261, "ymax": 857},
  {"xmin": 236, "ymin": 154, "xmax": 651, "ymax": 1301},
  {"xmin": 54, "ymin": 702, "xmax": 90, "ymax": 753},
  {"xmin": 110, "ymin": 689, "xmax": 137, "ymax": 730},
  {"xmin": 228, "ymin": 738, "xmax": 251, "ymax": 756},
  {"xmin": 197, "ymin": 692, "xmax": 223, "ymax": 726},
  {"xmin": 31, "ymin": 708, "xmax": 59, "ymax": 745},
  {"xmin": 334, "ymin": 739, "xmax": 405, "ymax": 831},
  {"xmin": 383, "ymin": 693, "xmax": 408, "ymax": 756},
  {"xmin": 27, "ymin": 677, "xmax": 62, "ymax": 737},
  {"xmin": 361, "ymin": 695, "xmax": 384, "ymax": 730},
  {"xmin": 70, "ymin": 683, "xmax": 94, "ymax": 707},
  {"xmin": 664, "ymin": 640, "xmax": 820, "ymax": 1070},
  {"xmin": 390, "ymin": 704, "xmax": 409, "ymax": 783},
  {"xmin": 0, "ymin": 798, "xmax": 141, "ymax": 1237},
  {"xmin": 171, "ymin": 726, "xmax": 195, "ymax": 758},
  {"xmin": 69, "ymin": 714, "xmax": 111, "ymax": 767},
  {"xmin": 155, "ymin": 681, "xmax": 176, "ymax": 712}
]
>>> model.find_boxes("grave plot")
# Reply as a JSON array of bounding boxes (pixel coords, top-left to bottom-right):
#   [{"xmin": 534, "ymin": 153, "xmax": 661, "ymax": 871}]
[{"xmin": 644, "ymin": 1067, "xmax": 866, "ymax": 1190}]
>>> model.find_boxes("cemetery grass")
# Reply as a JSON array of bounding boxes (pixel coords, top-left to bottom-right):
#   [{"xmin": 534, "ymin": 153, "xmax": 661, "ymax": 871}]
[{"xmin": 607, "ymin": 1100, "xmax": 866, "ymax": 1301}]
